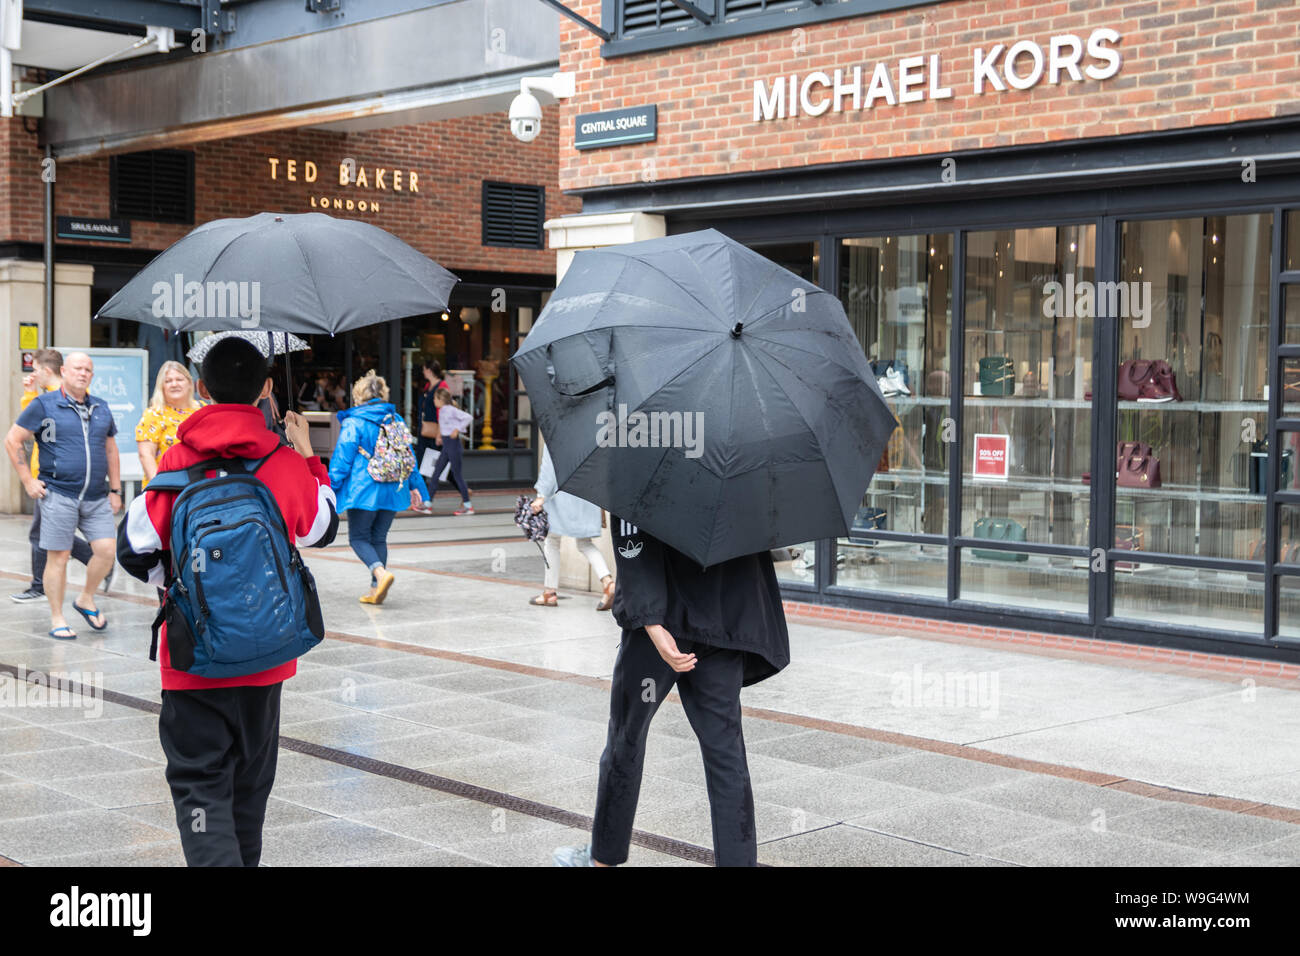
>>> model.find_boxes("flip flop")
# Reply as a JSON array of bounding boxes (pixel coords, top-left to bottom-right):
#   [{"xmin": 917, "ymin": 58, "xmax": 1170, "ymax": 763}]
[
  {"xmin": 72, "ymin": 603, "xmax": 107, "ymax": 631},
  {"xmin": 48, "ymin": 626, "xmax": 77, "ymax": 640}
]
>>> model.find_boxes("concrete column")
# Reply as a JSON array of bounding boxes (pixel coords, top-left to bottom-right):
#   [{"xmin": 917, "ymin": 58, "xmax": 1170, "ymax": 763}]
[
  {"xmin": 542, "ymin": 211, "xmax": 666, "ymax": 592},
  {"xmin": 1, "ymin": 259, "xmax": 94, "ymax": 514}
]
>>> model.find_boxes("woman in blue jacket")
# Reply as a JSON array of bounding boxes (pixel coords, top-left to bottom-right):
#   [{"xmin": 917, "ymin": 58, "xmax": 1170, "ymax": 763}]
[{"xmin": 329, "ymin": 371, "xmax": 429, "ymax": 605}]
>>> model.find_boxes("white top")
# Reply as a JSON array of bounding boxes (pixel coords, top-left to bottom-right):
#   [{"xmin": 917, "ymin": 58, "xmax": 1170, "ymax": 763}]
[{"xmin": 438, "ymin": 404, "xmax": 473, "ymax": 435}]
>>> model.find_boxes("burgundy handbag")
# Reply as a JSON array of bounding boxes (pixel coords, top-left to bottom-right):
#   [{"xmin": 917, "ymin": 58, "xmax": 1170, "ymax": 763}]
[
  {"xmin": 1114, "ymin": 524, "xmax": 1144, "ymax": 571},
  {"xmin": 1117, "ymin": 441, "xmax": 1161, "ymax": 488},
  {"xmin": 1118, "ymin": 359, "xmax": 1181, "ymax": 402}
]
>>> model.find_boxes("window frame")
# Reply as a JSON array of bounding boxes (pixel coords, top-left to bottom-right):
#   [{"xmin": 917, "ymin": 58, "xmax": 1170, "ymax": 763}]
[{"xmin": 601, "ymin": 0, "xmax": 941, "ymax": 58}]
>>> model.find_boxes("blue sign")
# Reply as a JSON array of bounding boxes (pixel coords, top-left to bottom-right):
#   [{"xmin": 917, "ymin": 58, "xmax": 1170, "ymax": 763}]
[
  {"xmin": 575, "ymin": 105, "xmax": 658, "ymax": 150},
  {"xmin": 84, "ymin": 348, "xmax": 149, "ymax": 482}
]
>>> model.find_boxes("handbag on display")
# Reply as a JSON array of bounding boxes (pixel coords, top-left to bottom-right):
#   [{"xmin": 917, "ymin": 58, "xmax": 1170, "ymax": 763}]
[
  {"xmin": 1113, "ymin": 524, "xmax": 1144, "ymax": 571},
  {"xmin": 1116, "ymin": 440, "xmax": 1162, "ymax": 488},
  {"xmin": 849, "ymin": 505, "xmax": 887, "ymax": 543},
  {"xmin": 970, "ymin": 516, "xmax": 1028, "ymax": 561},
  {"xmin": 1118, "ymin": 359, "xmax": 1182, "ymax": 403},
  {"xmin": 977, "ymin": 356, "xmax": 1015, "ymax": 396}
]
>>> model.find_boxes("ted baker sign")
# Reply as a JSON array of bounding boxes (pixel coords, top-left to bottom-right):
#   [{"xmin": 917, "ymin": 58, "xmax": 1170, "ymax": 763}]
[{"xmin": 754, "ymin": 28, "xmax": 1122, "ymax": 121}]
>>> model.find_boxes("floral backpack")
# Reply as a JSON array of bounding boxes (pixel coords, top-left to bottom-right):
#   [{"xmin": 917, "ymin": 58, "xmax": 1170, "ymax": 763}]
[{"xmin": 358, "ymin": 414, "xmax": 416, "ymax": 483}]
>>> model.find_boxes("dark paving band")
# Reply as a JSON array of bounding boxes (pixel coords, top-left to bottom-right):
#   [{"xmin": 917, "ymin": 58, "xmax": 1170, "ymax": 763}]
[{"xmin": 0, "ymin": 661, "xmax": 716, "ymax": 866}]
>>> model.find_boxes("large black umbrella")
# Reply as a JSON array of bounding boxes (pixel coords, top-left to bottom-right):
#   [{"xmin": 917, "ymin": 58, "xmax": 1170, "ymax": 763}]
[
  {"xmin": 95, "ymin": 212, "xmax": 457, "ymax": 335},
  {"xmin": 511, "ymin": 229, "xmax": 898, "ymax": 567}
]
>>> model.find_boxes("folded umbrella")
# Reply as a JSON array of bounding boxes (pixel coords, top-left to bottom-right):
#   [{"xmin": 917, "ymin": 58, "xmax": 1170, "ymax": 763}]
[
  {"xmin": 511, "ymin": 229, "xmax": 898, "ymax": 567},
  {"xmin": 96, "ymin": 212, "xmax": 457, "ymax": 335},
  {"xmin": 186, "ymin": 330, "xmax": 310, "ymax": 365},
  {"xmin": 513, "ymin": 495, "xmax": 550, "ymax": 565}
]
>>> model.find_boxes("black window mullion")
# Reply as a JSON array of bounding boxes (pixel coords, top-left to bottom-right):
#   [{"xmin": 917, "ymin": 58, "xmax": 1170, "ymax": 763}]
[{"xmin": 948, "ymin": 229, "xmax": 965, "ymax": 604}]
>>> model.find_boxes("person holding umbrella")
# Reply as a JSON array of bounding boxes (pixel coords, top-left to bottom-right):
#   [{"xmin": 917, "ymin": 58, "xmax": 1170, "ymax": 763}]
[
  {"xmin": 329, "ymin": 370, "xmax": 429, "ymax": 604},
  {"xmin": 517, "ymin": 230, "xmax": 898, "ymax": 866}
]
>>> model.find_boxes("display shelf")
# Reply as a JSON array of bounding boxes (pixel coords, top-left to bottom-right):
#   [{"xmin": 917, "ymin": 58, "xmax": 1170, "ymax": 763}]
[{"xmin": 1116, "ymin": 400, "xmax": 1267, "ymax": 414}]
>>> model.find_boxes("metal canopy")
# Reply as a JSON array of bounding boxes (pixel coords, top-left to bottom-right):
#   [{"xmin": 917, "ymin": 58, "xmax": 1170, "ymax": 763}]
[{"xmin": 40, "ymin": 0, "xmax": 559, "ymax": 158}]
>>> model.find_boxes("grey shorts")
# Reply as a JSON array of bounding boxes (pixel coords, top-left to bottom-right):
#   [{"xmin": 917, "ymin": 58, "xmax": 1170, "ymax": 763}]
[{"xmin": 38, "ymin": 491, "xmax": 115, "ymax": 551}]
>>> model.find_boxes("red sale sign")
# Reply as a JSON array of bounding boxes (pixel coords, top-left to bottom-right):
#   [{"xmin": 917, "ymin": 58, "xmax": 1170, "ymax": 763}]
[{"xmin": 973, "ymin": 433, "xmax": 1010, "ymax": 481}]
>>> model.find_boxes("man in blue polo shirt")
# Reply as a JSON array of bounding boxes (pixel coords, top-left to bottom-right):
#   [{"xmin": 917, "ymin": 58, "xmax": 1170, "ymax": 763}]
[{"xmin": 5, "ymin": 351, "xmax": 121, "ymax": 639}]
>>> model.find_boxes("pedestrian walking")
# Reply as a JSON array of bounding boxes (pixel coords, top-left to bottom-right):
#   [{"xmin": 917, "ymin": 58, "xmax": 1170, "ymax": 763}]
[
  {"xmin": 428, "ymin": 387, "xmax": 474, "ymax": 515},
  {"xmin": 528, "ymin": 444, "xmax": 614, "ymax": 609},
  {"xmin": 414, "ymin": 359, "xmax": 451, "ymax": 508},
  {"xmin": 136, "ymin": 360, "xmax": 204, "ymax": 485},
  {"xmin": 554, "ymin": 518, "xmax": 790, "ymax": 867},
  {"xmin": 117, "ymin": 335, "xmax": 338, "ymax": 866},
  {"xmin": 10, "ymin": 349, "xmax": 99, "ymax": 604},
  {"xmin": 5, "ymin": 351, "xmax": 121, "ymax": 639},
  {"xmin": 329, "ymin": 370, "xmax": 429, "ymax": 604}
]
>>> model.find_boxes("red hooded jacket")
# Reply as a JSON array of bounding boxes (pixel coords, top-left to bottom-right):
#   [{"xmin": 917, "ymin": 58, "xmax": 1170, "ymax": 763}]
[{"xmin": 117, "ymin": 404, "xmax": 338, "ymax": 690}]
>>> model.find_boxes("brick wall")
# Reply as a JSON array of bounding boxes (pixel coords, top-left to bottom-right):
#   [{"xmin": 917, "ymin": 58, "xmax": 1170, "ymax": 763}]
[
  {"xmin": 558, "ymin": 0, "xmax": 1300, "ymax": 191},
  {"xmin": 7, "ymin": 106, "xmax": 579, "ymax": 275}
]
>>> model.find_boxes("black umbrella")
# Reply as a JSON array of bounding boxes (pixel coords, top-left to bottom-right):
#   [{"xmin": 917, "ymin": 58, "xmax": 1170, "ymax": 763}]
[
  {"xmin": 95, "ymin": 212, "xmax": 457, "ymax": 336},
  {"xmin": 511, "ymin": 229, "xmax": 898, "ymax": 568}
]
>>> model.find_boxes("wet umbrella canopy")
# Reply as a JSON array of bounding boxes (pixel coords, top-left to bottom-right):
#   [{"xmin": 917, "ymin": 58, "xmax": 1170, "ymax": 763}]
[
  {"xmin": 511, "ymin": 229, "xmax": 898, "ymax": 568},
  {"xmin": 95, "ymin": 212, "xmax": 457, "ymax": 336}
]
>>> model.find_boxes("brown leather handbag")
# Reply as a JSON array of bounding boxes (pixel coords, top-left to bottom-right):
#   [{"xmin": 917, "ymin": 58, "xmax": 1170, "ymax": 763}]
[{"xmin": 1114, "ymin": 524, "xmax": 1144, "ymax": 571}]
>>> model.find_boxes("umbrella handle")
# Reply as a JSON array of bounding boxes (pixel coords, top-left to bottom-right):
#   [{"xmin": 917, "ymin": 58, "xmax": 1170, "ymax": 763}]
[{"xmin": 284, "ymin": 350, "xmax": 295, "ymax": 417}]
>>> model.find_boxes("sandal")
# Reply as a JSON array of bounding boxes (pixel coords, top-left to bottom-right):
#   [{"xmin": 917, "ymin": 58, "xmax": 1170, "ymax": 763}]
[
  {"xmin": 595, "ymin": 578, "xmax": 615, "ymax": 611},
  {"xmin": 48, "ymin": 626, "xmax": 77, "ymax": 641},
  {"xmin": 72, "ymin": 602, "xmax": 107, "ymax": 631},
  {"xmin": 530, "ymin": 590, "xmax": 558, "ymax": 607}
]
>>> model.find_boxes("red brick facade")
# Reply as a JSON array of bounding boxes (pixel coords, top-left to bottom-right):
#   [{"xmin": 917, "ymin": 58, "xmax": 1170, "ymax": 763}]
[
  {"xmin": 558, "ymin": 0, "xmax": 1300, "ymax": 192},
  {"xmin": 7, "ymin": 106, "xmax": 579, "ymax": 275}
]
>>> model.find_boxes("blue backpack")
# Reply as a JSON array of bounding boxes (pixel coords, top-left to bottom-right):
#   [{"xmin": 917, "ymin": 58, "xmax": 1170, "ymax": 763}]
[{"xmin": 146, "ymin": 454, "xmax": 325, "ymax": 679}]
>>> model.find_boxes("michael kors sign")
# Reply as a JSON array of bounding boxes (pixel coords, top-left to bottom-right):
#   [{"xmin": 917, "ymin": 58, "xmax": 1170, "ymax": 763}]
[
  {"xmin": 754, "ymin": 28, "xmax": 1123, "ymax": 121},
  {"xmin": 266, "ymin": 157, "xmax": 423, "ymax": 215}
]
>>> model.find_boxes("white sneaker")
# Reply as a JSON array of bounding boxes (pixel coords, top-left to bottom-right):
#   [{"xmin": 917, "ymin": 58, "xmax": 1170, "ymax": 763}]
[
  {"xmin": 552, "ymin": 844, "xmax": 596, "ymax": 866},
  {"xmin": 883, "ymin": 367, "xmax": 911, "ymax": 396}
]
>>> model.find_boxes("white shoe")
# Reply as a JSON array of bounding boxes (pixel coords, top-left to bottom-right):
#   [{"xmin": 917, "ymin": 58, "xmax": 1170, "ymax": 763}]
[
  {"xmin": 553, "ymin": 844, "xmax": 596, "ymax": 866},
  {"xmin": 883, "ymin": 367, "xmax": 911, "ymax": 396}
]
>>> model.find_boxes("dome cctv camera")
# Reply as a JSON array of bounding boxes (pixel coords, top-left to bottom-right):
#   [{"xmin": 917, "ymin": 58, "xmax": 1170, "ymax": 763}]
[
  {"xmin": 508, "ymin": 73, "xmax": 575, "ymax": 144},
  {"xmin": 509, "ymin": 91, "xmax": 543, "ymax": 143}
]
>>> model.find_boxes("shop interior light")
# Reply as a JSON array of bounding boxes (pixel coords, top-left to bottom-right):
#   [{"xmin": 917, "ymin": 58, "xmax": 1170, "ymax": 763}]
[{"xmin": 441, "ymin": 312, "xmax": 450, "ymax": 321}]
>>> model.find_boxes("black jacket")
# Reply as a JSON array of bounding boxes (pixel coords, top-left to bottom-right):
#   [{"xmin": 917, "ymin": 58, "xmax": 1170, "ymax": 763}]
[{"xmin": 610, "ymin": 516, "xmax": 790, "ymax": 686}]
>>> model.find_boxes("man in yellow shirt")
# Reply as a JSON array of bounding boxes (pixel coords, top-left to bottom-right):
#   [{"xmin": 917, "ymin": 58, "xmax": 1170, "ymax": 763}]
[{"xmin": 12, "ymin": 348, "xmax": 100, "ymax": 603}]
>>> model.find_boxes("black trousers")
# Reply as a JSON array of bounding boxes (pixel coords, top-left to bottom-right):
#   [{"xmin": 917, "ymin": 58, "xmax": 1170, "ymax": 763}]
[
  {"xmin": 592, "ymin": 629, "xmax": 757, "ymax": 867},
  {"xmin": 28, "ymin": 498, "xmax": 93, "ymax": 591},
  {"xmin": 158, "ymin": 683, "xmax": 283, "ymax": 867}
]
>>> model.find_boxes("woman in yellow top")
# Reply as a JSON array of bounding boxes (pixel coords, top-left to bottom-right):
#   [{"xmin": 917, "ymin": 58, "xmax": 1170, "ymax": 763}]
[{"xmin": 136, "ymin": 360, "xmax": 203, "ymax": 484}]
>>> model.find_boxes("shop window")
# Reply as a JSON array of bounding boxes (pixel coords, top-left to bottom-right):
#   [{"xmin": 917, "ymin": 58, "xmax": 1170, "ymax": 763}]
[
  {"xmin": 836, "ymin": 233, "xmax": 952, "ymax": 594},
  {"xmin": 1115, "ymin": 214, "xmax": 1271, "ymax": 570},
  {"xmin": 110, "ymin": 149, "xmax": 194, "ymax": 224},
  {"xmin": 1274, "ymin": 503, "xmax": 1300, "ymax": 639},
  {"xmin": 482, "ymin": 182, "xmax": 545, "ymax": 249},
  {"xmin": 956, "ymin": 225, "xmax": 1094, "ymax": 608}
]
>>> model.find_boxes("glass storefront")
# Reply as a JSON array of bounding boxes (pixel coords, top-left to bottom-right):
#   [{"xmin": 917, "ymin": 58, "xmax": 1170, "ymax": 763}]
[{"xmin": 744, "ymin": 201, "xmax": 1300, "ymax": 649}]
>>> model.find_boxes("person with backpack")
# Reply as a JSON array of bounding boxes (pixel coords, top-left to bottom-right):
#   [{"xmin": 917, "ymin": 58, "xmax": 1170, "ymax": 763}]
[
  {"xmin": 117, "ymin": 335, "xmax": 339, "ymax": 867},
  {"xmin": 329, "ymin": 370, "xmax": 428, "ymax": 604}
]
